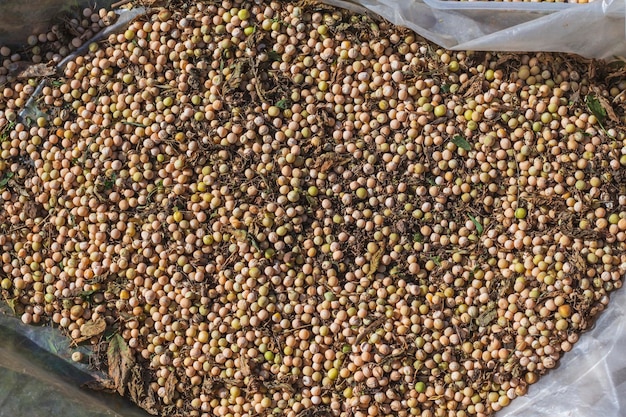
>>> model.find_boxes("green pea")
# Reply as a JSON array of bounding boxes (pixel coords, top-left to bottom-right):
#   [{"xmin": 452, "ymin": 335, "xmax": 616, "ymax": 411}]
[
  {"xmin": 237, "ymin": 9, "xmax": 250, "ymax": 20},
  {"xmin": 434, "ymin": 104, "xmax": 447, "ymax": 117}
]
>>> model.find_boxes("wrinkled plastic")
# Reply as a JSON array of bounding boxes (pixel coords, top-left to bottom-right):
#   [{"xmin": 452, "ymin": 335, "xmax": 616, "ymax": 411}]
[
  {"xmin": 2, "ymin": 281, "xmax": 625, "ymax": 417},
  {"xmin": 0, "ymin": 0, "xmax": 117, "ymax": 48},
  {"xmin": 2, "ymin": 5, "xmax": 151, "ymax": 417},
  {"xmin": 324, "ymin": 0, "xmax": 626, "ymax": 60},
  {"xmin": 19, "ymin": 6, "xmax": 148, "ymax": 123},
  {"xmin": 0, "ymin": 305, "xmax": 151, "ymax": 417},
  {"xmin": 0, "ymin": 0, "xmax": 88, "ymax": 48},
  {"xmin": 499, "ymin": 281, "xmax": 626, "ymax": 417}
]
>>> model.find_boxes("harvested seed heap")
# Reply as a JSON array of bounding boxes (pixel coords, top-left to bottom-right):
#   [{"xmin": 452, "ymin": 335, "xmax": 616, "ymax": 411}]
[{"xmin": 1, "ymin": 1, "xmax": 626, "ymax": 416}]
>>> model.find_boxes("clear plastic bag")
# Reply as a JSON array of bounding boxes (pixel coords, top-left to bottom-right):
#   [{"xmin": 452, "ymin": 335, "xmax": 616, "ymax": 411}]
[
  {"xmin": 1, "ymin": 6, "xmax": 151, "ymax": 416},
  {"xmin": 324, "ymin": 0, "xmax": 626, "ymax": 60},
  {"xmin": 498, "ymin": 279, "xmax": 626, "ymax": 417},
  {"xmin": 18, "ymin": 6, "xmax": 147, "ymax": 123},
  {"xmin": 0, "ymin": 305, "xmax": 151, "ymax": 417},
  {"xmin": 3, "ymin": 270, "xmax": 625, "ymax": 417},
  {"xmin": 0, "ymin": 0, "xmax": 84, "ymax": 48},
  {"xmin": 0, "ymin": 0, "xmax": 116, "ymax": 48}
]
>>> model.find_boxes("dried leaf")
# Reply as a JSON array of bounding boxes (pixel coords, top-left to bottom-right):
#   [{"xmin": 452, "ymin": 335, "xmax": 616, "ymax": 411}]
[
  {"xmin": 23, "ymin": 202, "xmax": 40, "ymax": 219},
  {"xmin": 476, "ymin": 307, "xmax": 497, "ymax": 327},
  {"xmin": 463, "ymin": 74, "xmax": 485, "ymax": 98},
  {"xmin": 451, "ymin": 135, "xmax": 471, "ymax": 151},
  {"xmin": 226, "ymin": 60, "xmax": 246, "ymax": 90},
  {"xmin": 137, "ymin": 0, "xmax": 159, "ymax": 6},
  {"xmin": 140, "ymin": 394, "xmax": 159, "ymax": 416},
  {"xmin": 82, "ymin": 378, "xmax": 117, "ymax": 392},
  {"xmin": 107, "ymin": 333, "xmax": 135, "ymax": 396},
  {"xmin": 396, "ymin": 219, "xmax": 407, "ymax": 234},
  {"xmin": 128, "ymin": 368, "xmax": 144, "ymax": 401},
  {"xmin": 80, "ymin": 316, "xmax": 107, "ymax": 338},
  {"xmin": 129, "ymin": 366, "xmax": 159, "ymax": 415},
  {"xmin": 335, "ymin": 22, "xmax": 352, "ymax": 33},
  {"xmin": 232, "ymin": 229, "xmax": 247, "ymax": 242},
  {"xmin": 591, "ymin": 87, "xmax": 619, "ymax": 122},
  {"xmin": 7, "ymin": 61, "xmax": 55, "ymax": 78},
  {"xmin": 367, "ymin": 244, "xmax": 385, "ymax": 279},
  {"xmin": 266, "ymin": 381, "xmax": 295, "ymax": 393},
  {"xmin": 202, "ymin": 376, "xmax": 217, "ymax": 393},
  {"xmin": 498, "ymin": 278, "xmax": 513, "ymax": 297},
  {"xmin": 495, "ymin": 53, "xmax": 518, "ymax": 67},
  {"xmin": 316, "ymin": 153, "xmax": 336, "ymax": 172},
  {"xmin": 163, "ymin": 369, "xmax": 178, "ymax": 403},
  {"xmin": 320, "ymin": 160, "xmax": 333, "ymax": 172},
  {"xmin": 17, "ymin": 63, "xmax": 56, "ymax": 78},
  {"xmin": 511, "ymin": 362, "xmax": 522, "ymax": 378},
  {"xmin": 316, "ymin": 153, "xmax": 352, "ymax": 172}
]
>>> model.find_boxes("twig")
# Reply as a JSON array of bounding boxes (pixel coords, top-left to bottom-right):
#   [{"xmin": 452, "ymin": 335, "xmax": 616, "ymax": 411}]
[{"xmin": 354, "ymin": 315, "xmax": 386, "ymax": 346}]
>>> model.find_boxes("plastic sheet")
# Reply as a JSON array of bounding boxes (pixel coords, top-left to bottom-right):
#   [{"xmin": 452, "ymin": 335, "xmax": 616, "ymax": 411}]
[
  {"xmin": 2, "ymin": 274, "xmax": 626, "ymax": 417},
  {"xmin": 0, "ymin": 0, "xmax": 116, "ymax": 48},
  {"xmin": 1, "ymin": 5, "xmax": 152, "ymax": 416},
  {"xmin": 498, "ymin": 280, "xmax": 626, "ymax": 417},
  {"xmin": 0, "ymin": 305, "xmax": 152, "ymax": 417},
  {"xmin": 324, "ymin": 0, "xmax": 626, "ymax": 60},
  {"xmin": 18, "ymin": 6, "xmax": 148, "ymax": 124},
  {"xmin": 0, "ymin": 0, "xmax": 87, "ymax": 48}
]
